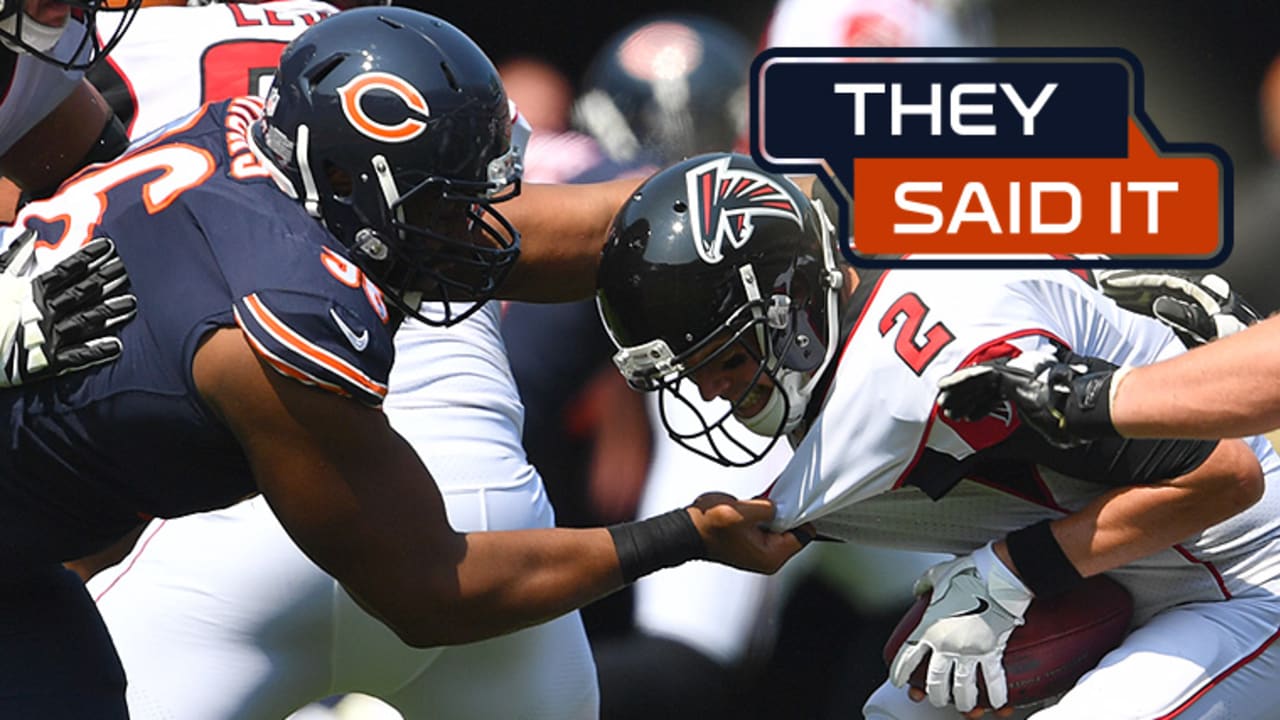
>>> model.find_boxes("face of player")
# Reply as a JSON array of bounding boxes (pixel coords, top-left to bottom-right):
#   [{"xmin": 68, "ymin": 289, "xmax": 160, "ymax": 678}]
[
  {"xmin": 1, "ymin": 0, "xmax": 70, "ymax": 54},
  {"xmin": 685, "ymin": 336, "xmax": 776, "ymax": 422},
  {"xmin": 392, "ymin": 187, "xmax": 516, "ymax": 307}
]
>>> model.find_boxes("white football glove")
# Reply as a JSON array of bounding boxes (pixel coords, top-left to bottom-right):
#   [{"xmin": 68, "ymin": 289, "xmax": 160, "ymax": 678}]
[
  {"xmin": 889, "ymin": 543, "xmax": 1033, "ymax": 713},
  {"xmin": 1097, "ymin": 269, "xmax": 1261, "ymax": 347},
  {"xmin": 0, "ymin": 230, "xmax": 137, "ymax": 388}
]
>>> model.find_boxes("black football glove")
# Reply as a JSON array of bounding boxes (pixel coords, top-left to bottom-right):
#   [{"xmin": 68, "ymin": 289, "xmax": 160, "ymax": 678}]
[
  {"xmin": 0, "ymin": 230, "xmax": 138, "ymax": 388},
  {"xmin": 937, "ymin": 348, "xmax": 1121, "ymax": 449},
  {"xmin": 1097, "ymin": 269, "xmax": 1261, "ymax": 348}
]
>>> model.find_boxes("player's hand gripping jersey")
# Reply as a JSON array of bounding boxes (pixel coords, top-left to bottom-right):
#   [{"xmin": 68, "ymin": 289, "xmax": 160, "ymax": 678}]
[
  {"xmin": 0, "ymin": 96, "xmax": 394, "ymax": 563},
  {"xmin": 766, "ymin": 266, "xmax": 1280, "ymax": 624}
]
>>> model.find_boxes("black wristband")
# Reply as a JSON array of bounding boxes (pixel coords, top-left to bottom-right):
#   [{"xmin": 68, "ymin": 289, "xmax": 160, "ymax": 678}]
[
  {"xmin": 1065, "ymin": 371, "xmax": 1116, "ymax": 437},
  {"xmin": 1055, "ymin": 352, "xmax": 1120, "ymax": 439},
  {"xmin": 608, "ymin": 508, "xmax": 707, "ymax": 584},
  {"xmin": 1005, "ymin": 519, "xmax": 1083, "ymax": 597}
]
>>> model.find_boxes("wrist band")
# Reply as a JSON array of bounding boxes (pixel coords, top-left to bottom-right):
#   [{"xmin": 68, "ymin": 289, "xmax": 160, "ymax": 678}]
[
  {"xmin": 608, "ymin": 508, "xmax": 706, "ymax": 584},
  {"xmin": 1005, "ymin": 519, "xmax": 1083, "ymax": 597},
  {"xmin": 1066, "ymin": 370, "xmax": 1117, "ymax": 438}
]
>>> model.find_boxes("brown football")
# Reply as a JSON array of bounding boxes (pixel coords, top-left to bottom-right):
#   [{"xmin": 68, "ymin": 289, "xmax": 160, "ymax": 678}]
[{"xmin": 882, "ymin": 574, "xmax": 1133, "ymax": 709}]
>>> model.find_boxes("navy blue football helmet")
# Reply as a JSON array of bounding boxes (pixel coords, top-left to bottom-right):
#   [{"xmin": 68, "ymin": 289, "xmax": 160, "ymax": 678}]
[
  {"xmin": 252, "ymin": 7, "xmax": 521, "ymax": 327},
  {"xmin": 573, "ymin": 14, "xmax": 751, "ymax": 166},
  {"xmin": 0, "ymin": 0, "xmax": 142, "ymax": 70},
  {"xmin": 596, "ymin": 153, "xmax": 844, "ymax": 466}
]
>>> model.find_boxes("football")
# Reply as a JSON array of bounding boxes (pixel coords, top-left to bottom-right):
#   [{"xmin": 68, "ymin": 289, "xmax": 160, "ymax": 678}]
[{"xmin": 882, "ymin": 574, "xmax": 1133, "ymax": 709}]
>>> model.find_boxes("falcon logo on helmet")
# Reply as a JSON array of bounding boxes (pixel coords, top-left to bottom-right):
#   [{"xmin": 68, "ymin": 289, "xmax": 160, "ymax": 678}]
[
  {"xmin": 337, "ymin": 72, "xmax": 431, "ymax": 143},
  {"xmin": 685, "ymin": 155, "xmax": 802, "ymax": 264}
]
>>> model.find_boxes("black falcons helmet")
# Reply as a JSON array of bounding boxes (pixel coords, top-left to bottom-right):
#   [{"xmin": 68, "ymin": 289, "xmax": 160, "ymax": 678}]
[
  {"xmin": 0, "ymin": 0, "xmax": 141, "ymax": 70},
  {"xmin": 252, "ymin": 7, "xmax": 521, "ymax": 327},
  {"xmin": 573, "ymin": 14, "xmax": 750, "ymax": 166},
  {"xmin": 596, "ymin": 153, "xmax": 843, "ymax": 466}
]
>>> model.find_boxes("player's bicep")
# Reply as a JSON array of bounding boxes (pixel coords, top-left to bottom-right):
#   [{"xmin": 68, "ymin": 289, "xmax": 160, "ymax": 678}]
[{"xmin": 192, "ymin": 327, "xmax": 466, "ymax": 633}]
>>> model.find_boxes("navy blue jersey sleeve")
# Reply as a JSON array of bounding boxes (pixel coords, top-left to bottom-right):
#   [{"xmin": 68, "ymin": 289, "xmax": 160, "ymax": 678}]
[{"xmin": 234, "ymin": 287, "xmax": 393, "ymax": 407}]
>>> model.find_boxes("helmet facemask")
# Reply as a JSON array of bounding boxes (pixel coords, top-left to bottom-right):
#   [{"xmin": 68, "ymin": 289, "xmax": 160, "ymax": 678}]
[
  {"xmin": 343, "ymin": 160, "xmax": 521, "ymax": 327},
  {"xmin": 611, "ymin": 257, "xmax": 841, "ymax": 467},
  {"xmin": 0, "ymin": 0, "xmax": 141, "ymax": 70}
]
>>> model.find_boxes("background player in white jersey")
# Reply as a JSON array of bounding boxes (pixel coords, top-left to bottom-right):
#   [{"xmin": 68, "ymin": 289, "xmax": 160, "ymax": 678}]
[
  {"xmin": 0, "ymin": 0, "xmax": 141, "ymax": 393},
  {"xmin": 597, "ymin": 152, "xmax": 1280, "ymax": 719},
  {"xmin": 73, "ymin": 2, "xmax": 594, "ymax": 718}
]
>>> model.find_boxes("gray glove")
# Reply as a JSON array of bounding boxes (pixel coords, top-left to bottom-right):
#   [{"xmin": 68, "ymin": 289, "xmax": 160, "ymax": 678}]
[
  {"xmin": 888, "ymin": 543, "xmax": 1033, "ymax": 713},
  {"xmin": 0, "ymin": 230, "xmax": 138, "ymax": 388},
  {"xmin": 1097, "ymin": 269, "xmax": 1261, "ymax": 347}
]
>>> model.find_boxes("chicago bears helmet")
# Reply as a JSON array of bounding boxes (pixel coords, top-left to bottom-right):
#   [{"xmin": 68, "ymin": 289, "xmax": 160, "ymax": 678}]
[
  {"xmin": 252, "ymin": 7, "xmax": 521, "ymax": 327},
  {"xmin": 0, "ymin": 0, "xmax": 142, "ymax": 69},
  {"xmin": 573, "ymin": 14, "xmax": 750, "ymax": 167},
  {"xmin": 596, "ymin": 153, "xmax": 844, "ymax": 466}
]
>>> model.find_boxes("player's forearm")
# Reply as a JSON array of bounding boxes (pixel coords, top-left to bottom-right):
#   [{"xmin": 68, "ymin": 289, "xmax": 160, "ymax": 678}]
[
  {"xmin": 498, "ymin": 178, "xmax": 643, "ymax": 302},
  {"xmin": 997, "ymin": 439, "xmax": 1263, "ymax": 581},
  {"xmin": 1111, "ymin": 315, "xmax": 1280, "ymax": 439},
  {"xmin": 438, "ymin": 527, "xmax": 627, "ymax": 642},
  {"xmin": 0, "ymin": 80, "xmax": 113, "ymax": 193},
  {"xmin": 384, "ymin": 498, "xmax": 799, "ymax": 647}
]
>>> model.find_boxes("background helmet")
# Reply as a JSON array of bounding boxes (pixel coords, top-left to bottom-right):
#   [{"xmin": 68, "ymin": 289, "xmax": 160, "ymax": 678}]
[
  {"xmin": 596, "ymin": 153, "xmax": 843, "ymax": 466},
  {"xmin": 573, "ymin": 14, "xmax": 750, "ymax": 167},
  {"xmin": 0, "ymin": 0, "xmax": 142, "ymax": 69},
  {"xmin": 253, "ymin": 7, "xmax": 521, "ymax": 327}
]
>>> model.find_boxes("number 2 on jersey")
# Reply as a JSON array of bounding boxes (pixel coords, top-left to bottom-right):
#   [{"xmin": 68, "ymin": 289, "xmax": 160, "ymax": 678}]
[{"xmin": 878, "ymin": 292, "xmax": 955, "ymax": 375}]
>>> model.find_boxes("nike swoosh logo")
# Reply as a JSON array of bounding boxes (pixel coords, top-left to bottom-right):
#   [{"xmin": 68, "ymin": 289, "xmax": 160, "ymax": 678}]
[
  {"xmin": 953, "ymin": 598, "xmax": 990, "ymax": 618},
  {"xmin": 330, "ymin": 308, "xmax": 369, "ymax": 352}
]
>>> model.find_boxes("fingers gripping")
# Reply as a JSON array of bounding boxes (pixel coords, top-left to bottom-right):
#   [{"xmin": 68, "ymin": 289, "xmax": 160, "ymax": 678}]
[
  {"xmin": 1099, "ymin": 269, "xmax": 1260, "ymax": 347},
  {"xmin": 53, "ymin": 296, "xmax": 139, "ymax": 343},
  {"xmin": 888, "ymin": 546, "xmax": 1031, "ymax": 713},
  {"xmin": 0, "ymin": 236, "xmax": 135, "ymax": 387}
]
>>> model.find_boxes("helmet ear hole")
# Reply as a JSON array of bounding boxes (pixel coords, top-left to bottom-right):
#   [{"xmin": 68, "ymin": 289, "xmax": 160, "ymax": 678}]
[{"xmin": 673, "ymin": 200, "xmax": 687, "ymax": 213}]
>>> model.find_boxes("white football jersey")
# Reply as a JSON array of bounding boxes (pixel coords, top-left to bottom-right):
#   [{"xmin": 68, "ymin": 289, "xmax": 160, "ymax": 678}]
[
  {"xmin": 92, "ymin": 0, "xmax": 337, "ymax": 140},
  {"xmin": 766, "ymin": 267, "xmax": 1280, "ymax": 623},
  {"xmin": 383, "ymin": 302, "xmax": 532, "ymax": 488}
]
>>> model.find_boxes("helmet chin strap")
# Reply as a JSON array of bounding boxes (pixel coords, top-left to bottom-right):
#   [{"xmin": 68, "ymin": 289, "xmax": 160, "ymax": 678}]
[
  {"xmin": 735, "ymin": 198, "xmax": 844, "ymax": 439},
  {"xmin": 736, "ymin": 264, "xmax": 810, "ymax": 438}
]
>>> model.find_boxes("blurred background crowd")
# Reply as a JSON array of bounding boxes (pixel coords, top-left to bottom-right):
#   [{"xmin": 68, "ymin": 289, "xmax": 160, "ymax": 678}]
[{"xmin": 306, "ymin": 1, "xmax": 1280, "ymax": 718}]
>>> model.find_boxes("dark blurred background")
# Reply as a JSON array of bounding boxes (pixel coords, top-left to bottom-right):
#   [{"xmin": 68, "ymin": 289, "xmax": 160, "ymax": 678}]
[
  {"xmin": 405, "ymin": 0, "xmax": 1278, "ymax": 168},
  {"xmin": 402, "ymin": 0, "xmax": 1280, "ymax": 310}
]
